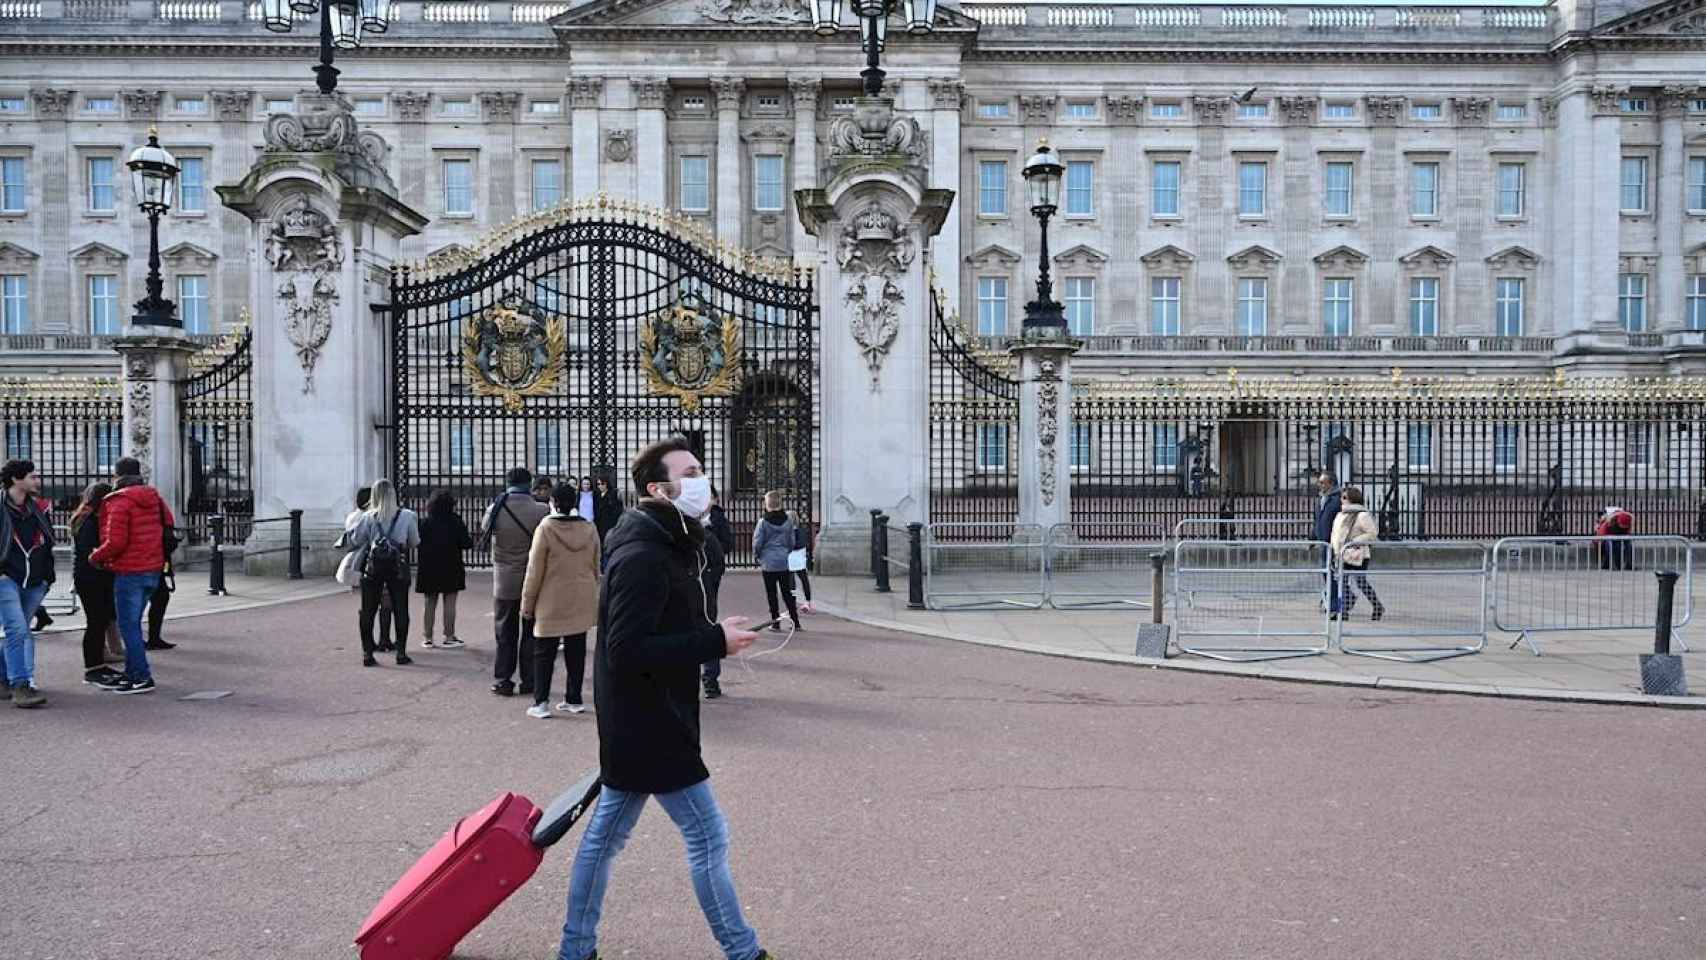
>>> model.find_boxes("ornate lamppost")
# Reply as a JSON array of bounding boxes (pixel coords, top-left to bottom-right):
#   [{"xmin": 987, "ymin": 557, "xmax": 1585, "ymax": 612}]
[
  {"xmin": 811, "ymin": 0, "xmax": 938, "ymax": 97},
  {"xmin": 1020, "ymin": 140, "xmax": 1067, "ymax": 338},
  {"xmin": 127, "ymin": 127, "xmax": 180, "ymax": 328},
  {"xmin": 260, "ymin": 0, "xmax": 390, "ymax": 95}
]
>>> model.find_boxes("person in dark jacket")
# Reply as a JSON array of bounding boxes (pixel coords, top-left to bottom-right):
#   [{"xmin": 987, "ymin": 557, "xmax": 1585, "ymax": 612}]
[
  {"xmin": 700, "ymin": 483, "xmax": 736, "ymax": 699},
  {"xmin": 555, "ymin": 437, "xmax": 772, "ymax": 960},
  {"xmin": 752, "ymin": 490, "xmax": 801, "ymax": 632},
  {"xmin": 591, "ymin": 473, "xmax": 624, "ymax": 542},
  {"xmin": 71, "ymin": 481, "xmax": 125, "ymax": 690},
  {"xmin": 1311, "ymin": 470, "xmax": 1342, "ymax": 543},
  {"xmin": 145, "ymin": 558, "xmax": 175, "ymax": 650},
  {"xmin": 90, "ymin": 457, "xmax": 172, "ymax": 695},
  {"xmin": 416, "ymin": 489, "xmax": 472, "ymax": 648},
  {"xmin": 1, "ymin": 459, "xmax": 55, "ymax": 707}
]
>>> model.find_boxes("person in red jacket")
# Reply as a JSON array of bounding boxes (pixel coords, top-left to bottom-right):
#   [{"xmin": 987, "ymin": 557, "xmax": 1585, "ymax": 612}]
[
  {"xmin": 89, "ymin": 457, "xmax": 174, "ymax": 695},
  {"xmin": 1596, "ymin": 506, "xmax": 1634, "ymax": 571}
]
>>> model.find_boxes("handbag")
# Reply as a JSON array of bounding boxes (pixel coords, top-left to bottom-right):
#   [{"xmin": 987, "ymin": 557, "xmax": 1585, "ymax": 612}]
[
  {"xmin": 336, "ymin": 548, "xmax": 362, "ymax": 587},
  {"xmin": 786, "ymin": 547, "xmax": 808, "ymax": 572}
]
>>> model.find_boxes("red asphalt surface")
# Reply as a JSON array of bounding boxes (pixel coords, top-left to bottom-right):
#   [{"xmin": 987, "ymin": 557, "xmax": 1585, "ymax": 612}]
[{"xmin": 1, "ymin": 573, "xmax": 1702, "ymax": 960}]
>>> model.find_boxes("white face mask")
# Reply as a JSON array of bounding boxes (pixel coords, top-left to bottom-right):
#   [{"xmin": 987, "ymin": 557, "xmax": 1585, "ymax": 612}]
[{"xmin": 670, "ymin": 475, "xmax": 713, "ymax": 520}]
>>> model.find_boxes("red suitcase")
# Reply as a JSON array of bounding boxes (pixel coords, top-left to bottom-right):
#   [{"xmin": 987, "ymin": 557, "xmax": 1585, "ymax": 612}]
[{"xmin": 354, "ymin": 773, "xmax": 601, "ymax": 960}]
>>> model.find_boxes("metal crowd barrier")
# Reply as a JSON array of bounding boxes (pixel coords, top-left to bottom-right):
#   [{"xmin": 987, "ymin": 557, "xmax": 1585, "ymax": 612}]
[
  {"xmin": 40, "ymin": 533, "xmax": 81, "ymax": 616},
  {"xmin": 1491, "ymin": 535, "xmax": 1693, "ymax": 655},
  {"xmin": 869, "ymin": 511, "xmax": 924, "ymax": 609},
  {"xmin": 924, "ymin": 522, "xmax": 1047, "ymax": 611},
  {"xmin": 1172, "ymin": 517, "xmax": 1314, "ymax": 542},
  {"xmin": 1173, "ymin": 539, "xmax": 1332, "ymax": 661},
  {"xmin": 1043, "ymin": 523, "xmax": 1164, "ymax": 610},
  {"xmin": 1332, "ymin": 541, "xmax": 1488, "ymax": 663}
]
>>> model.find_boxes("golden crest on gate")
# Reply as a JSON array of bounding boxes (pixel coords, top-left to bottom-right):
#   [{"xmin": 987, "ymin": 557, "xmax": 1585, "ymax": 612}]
[
  {"xmin": 639, "ymin": 290, "xmax": 743, "ymax": 412},
  {"xmin": 461, "ymin": 297, "xmax": 567, "ymax": 412}
]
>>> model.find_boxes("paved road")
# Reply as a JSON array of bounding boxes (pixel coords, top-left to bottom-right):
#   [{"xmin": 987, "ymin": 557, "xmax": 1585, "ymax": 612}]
[{"xmin": 1, "ymin": 574, "xmax": 1701, "ymax": 959}]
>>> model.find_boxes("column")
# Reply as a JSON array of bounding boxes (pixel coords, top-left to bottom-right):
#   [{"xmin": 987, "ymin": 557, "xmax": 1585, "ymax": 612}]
[
  {"xmin": 790, "ymin": 77, "xmax": 821, "ymax": 258},
  {"xmin": 634, "ymin": 77, "xmax": 669, "ymax": 209},
  {"xmin": 1589, "ymin": 86, "xmax": 1624, "ymax": 334},
  {"xmin": 30, "ymin": 88, "xmax": 73, "ymax": 333},
  {"xmin": 1107, "ymin": 95, "xmax": 1143, "ymax": 333},
  {"xmin": 570, "ymin": 77, "xmax": 603, "ymax": 200},
  {"xmin": 1192, "ymin": 96, "xmax": 1230, "ymax": 333},
  {"xmin": 211, "ymin": 90, "xmax": 254, "ymax": 331},
  {"xmin": 480, "ymin": 92, "xmax": 522, "ymax": 222},
  {"xmin": 712, "ymin": 77, "xmax": 744, "ymax": 244},
  {"xmin": 1277, "ymin": 97, "xmax": 1317, "ymax": 334},
  {"xmin": 392, "ymin": 91, "xmax": 432, "ymax": 214},
  {"xmin": 1013, "ymin": 340, "xmax": 1078, "ymax": 532},
  {"xmin": 1451, "ymin": 97, "xmax": 1491, "ymax": 336},
  {"xmin": 1367, "ymin": 96, "xmax": 1404, "ymax": 335},
  {"xmin": 1657, "ymin": 86, "xmax": 1688, "ymax": 331},
  {"xmin": 115, "ymin": 334, "xmax": 197, "ymax": 518},
  {"xmin": 927, "ymin": 78, "xmax": 963, "ymax": 314}
]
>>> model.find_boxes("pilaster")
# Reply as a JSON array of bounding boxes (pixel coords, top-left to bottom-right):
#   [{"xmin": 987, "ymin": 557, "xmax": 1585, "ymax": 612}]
[
  {"xmin": 634, "ymin": 77, "xmax": 670, "ymax": 209},
  {"xmin": 570, "ymin": 77, "xmax": 604, "ymax": 200},
  {"xmin": 1107, "ymin": 95, "xmax": 1142, "ymax": 334},
  {"xmin": 789, "ymin": 77, "xmax": 822, "ymax": 261},
  {"xmin": 392, "ymin": 91, "xmax": 432, "ymax": 214},
  {"xmin": 480, "ymin": 91, "xmax": 522, "ymax": 222},
  {"xmin": 713, "ymin": 77, "xmax": 745, "ymax": 244},
  {"xmin": 1193, "ymin": 97, "xmax": 1230, "ymax": 335},
  {"xmin": 1278, "ymin": 97, "xmax": 1316, "ymax": 335},
  {"xmin": 1657, "ymin": 86, "xmax": 1688, "ymax": 330},
  {"xmin": 1368, "ymin": 97, "xmax": 1401, "ymax": 336},
  {"xmin": 212, "ymin": 90, "xmax": 255, "ymax": 331},
  {"xmin": 1452, "ymin": 97, "xmax": 1491, "ymax": 336},
  {"xmin": 927, "ymin": 77, "xmax": 963, "ymax": 314},
  {"xmin": 32, "ymin": 88, "xmax": 74, "ymax": 333},
  {"xmin": 1012, "ymin": 339, "xmax": 1078, "ymax": 531}
]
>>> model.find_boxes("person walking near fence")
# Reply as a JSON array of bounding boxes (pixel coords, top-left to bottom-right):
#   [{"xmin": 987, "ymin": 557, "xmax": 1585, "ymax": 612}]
[
  {"xmin": 340, "ymin": 486, "xmax": 393, "ymax": 651},
  {"xmin": 753, "ymin": 491, "xmax": 802, "ymax": 632},
  {"xmin": 484, "ymin": 467, "xmax": 548, "ymax": 696},
  {"xmin": 416, "ymin": 489, "xmax": 472, "ymax": 649},
  {"xmin": 700, "ymin": 483, "xmax": 735, "ymax": 700},
  {"xmin": 1312, "ymin": 471, "xmax": 1342, "ymax": 610},
  {"xmin": 90, "ymin": 458, "xmax": 173, "ymax": 695},
  {"xmin": 1596, "ymin": 506, "xmax": 1634, "ymax": 571},
  {"xmin": 592, "ymin": 474, "xmax": 624, "ymax": 542},
  {"xmin": 788, "ymin": 507, "xmax": 815, "ymax": 615},
  {"xmin": 1, "ymin": 459, "xmax": 54, "ymax": 707},
  {"xmin": 345, "ymin": 479, "xmax": 420, "ymax": 668},
  {"xmin": 71, "ymin": 482, "xmax": 124, "ymax": 690},
  {"xmin": 520, "ymin": 481, "xmax": 601, "ymax": 719},
  {"xmin": 1329, "ymin": 486, "xmax": 1384, "ymax": 621},
  {"xmin": 554, "ymin": 437, "xmax": 771, "ymax": 960}
]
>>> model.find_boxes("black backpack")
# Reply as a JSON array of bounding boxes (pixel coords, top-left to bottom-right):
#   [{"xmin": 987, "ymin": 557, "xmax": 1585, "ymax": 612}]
[{"xmin": 363, "ymin": 512, "xmax": 404, "ymax": 582}]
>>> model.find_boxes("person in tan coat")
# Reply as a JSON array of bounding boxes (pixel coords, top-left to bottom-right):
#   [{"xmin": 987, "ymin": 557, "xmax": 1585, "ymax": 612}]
[
  {"xmin": 1328, "ymin": 486, "xmax": 1384, "ymax": 620},
  {"xmin": 520, "ymin": 479, "xmax": 602, "ymax": 719}
]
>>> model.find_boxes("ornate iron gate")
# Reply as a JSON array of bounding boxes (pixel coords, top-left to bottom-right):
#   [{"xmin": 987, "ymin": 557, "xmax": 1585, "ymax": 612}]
[
  {"xmin": 180, "ymin": 327, "xmax": 254, "ymax": 544},
  {"xmin": 387, "ymin": 200, "xmax": 817, "ymax": 567},
  {"xmin": 927, "ymin": 284, "xmax": 1021, "ymax": 525}
]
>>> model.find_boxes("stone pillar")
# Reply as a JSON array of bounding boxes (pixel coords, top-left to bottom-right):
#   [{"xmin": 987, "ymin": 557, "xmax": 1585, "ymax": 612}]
[
  {"xmin": 789, "ymin": 77, "xmax": 821, "ymax": 258},
  {"xmin": 927, "ymin": 78, "xmax": 963, "ymax": 315},
  {"xmin": 1588, "ymin": 87, "xmax": 1624, "ymax": 335},
  {"xmin": 1366, "ymin": 96, "xmax": 1404, "ymax": 335},
  {"xmin": 31, "ymin": 89, "xmax": 74, "ymax": 333},
  {"xmin": 480, "ymin": 92, "xmax": 522, "ymax": 222},
  {"xmin": 713, "ymin": 77, "xmax": 745, "ymax": 244},
  {"xmin": 114, "ymin": 333, "xmax": 198, "ymax": 518},
  {"xmin": 1657, "ymin": 86, "xmax": 1688, "ymax": 331},
  {"xmin": 1107, "ymin": 95, "xmax": 1143, "ymax": 334},
  {"xmin": 796, "ymin": 97, "xmax": 953, "ymax": 574},
  {"xmin": 1012, "ymin": 338, "xmax": 1078, "ymax": 532},
  {"xmin": 634, "ymin": 77, "xmax": 670, "ymax": 209},
  {"xmin": 1192, "ymin": 96, "xmax": 1231, "ymax": 333},
  {"xmin": 570, "ymin": 77, "xmax": 603, "ymax": 199},
  {"xmin": 212, "ymin": 90, "xmax": 255, "ymax": 331},
  {"xmin": 216, "ymin": 94, "xmax": 427, "ymax": 575},
  {"xmin": 1277, "ymin": 96, "xmax": 1317, "ymax": 334},
  {"xmin": 1451, "ymin": 97, "xmax": 1491, "ymax": 336},
  {"xmin": 393, "ymin": 91, "xmax": 432, "ymax": 214}
]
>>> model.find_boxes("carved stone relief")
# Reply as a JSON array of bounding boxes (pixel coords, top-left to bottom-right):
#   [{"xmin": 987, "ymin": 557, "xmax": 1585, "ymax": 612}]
[
  {"xmin": 267, "ymin": 197, "xmax": 344, "ymax": 394},
  {"xmin": 1192, "ymin": 96, "xmax": 1231, "ymax": 126},
  {"xmin": 393, "ymin": 91, "xmax": 432, "ymax": 121},
  {"xmin": 1451, "ymin": 96, "xmax": 1491, "ymax": 125},
  {"xmin": 698, "ymin": 0, "xmax": 810, "ymax": 24},
  {"xmin": 479, "ymin": 91, "xmax": 522, "ymax": 121},
  {"xmin": 127, "ymin": 380, "xmax": 152, "ymax": 480},
  {"xmin": 1365, "ymin": 96, "xmax": 1405, "ymax": 125},
  {"xmin": 122, "ymin": 89, "xmax": 162, "ymax": 120},
  {"xmin": 1106, "ymin": 95, "xmax": 1142, "ymax": 123},
  {"xmin": 1038, "ymin": 363, "xmax": 1060, "ymax": 507},
  {"xmin": 1277, "ymin": 96, "xmax": 1319, "ymax": 125},
  {"xmin": 838, "ymin": 201, "xmax": 916, "ymax": 389},
  {"xmin": 569, "ymin": 77, "xmax": 605, "ymax": 110},
  {"xmin": 605, "ymin": 128, "xmax": 633, "ymax": 162},
  {"xmin": 30, "ymin": 88, "xmax": 73, "ymax": 119},
  {"xmin": 212, "ymin": 89, "xmax": 254, "ymax": 121}
]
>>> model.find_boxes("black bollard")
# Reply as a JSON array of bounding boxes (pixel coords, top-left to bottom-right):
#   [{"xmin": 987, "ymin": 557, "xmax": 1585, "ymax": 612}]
[
  {"xmin": 288, "ymin": 509, "xmax": 304, "ymax": 580},
  {"xmin": 906, "ymin": 522, "xmax": 925, "ymax": 610},
  {"xmin": 208, "ymin": 514, "xmax": 227, "ymax": 596},
  {"xmin": 869, "ymin": 509, "xmax": 883, "ymax": 580},
  {"xmin": 874, "ymin": 514, "xmax": 892, "ymax": 594},
  {"xmin": 1640, "ymin": 570, "xmax": 1689, "ymax": 696}
]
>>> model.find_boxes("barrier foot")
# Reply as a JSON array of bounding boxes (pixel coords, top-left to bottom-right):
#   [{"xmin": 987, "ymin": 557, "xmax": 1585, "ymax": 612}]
[
  {"xmin": 1507, "ymin": 631, "xmax": 1541, "ymax": 656},
  {"xmin": 1339, "ymin": 644, "xmax": 1483, "ymax": 664},
  {"xmin": 1176, "ymin": 646, "xmax": 1328, "ymax": 663},
  {"xmin": 1672, "ymin": 629, "xmax": 1691, "ymax": 654}
]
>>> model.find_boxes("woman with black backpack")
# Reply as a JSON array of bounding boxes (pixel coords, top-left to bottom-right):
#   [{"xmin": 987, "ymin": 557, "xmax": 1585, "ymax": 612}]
[{"xmin": 345, "ymin": 478, "xmax": 421, "ymax": 667}]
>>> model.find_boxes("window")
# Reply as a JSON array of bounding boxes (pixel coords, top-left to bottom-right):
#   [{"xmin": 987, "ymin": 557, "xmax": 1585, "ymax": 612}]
[
  {"xmin": 1411, "ymin": 103, "xmax": 1442, "ymax": 121},
  {"xmin": 535, "ymin": 422, "xmax": 562, "ymax": 472},
  {"xmin": 1065, "ymin": 277, "xmax": 1095, "ymax": 336},
  {"xmin": 1323, "ymin": 102, "xmax": 1356, "ymax": 120},
  {"xmin": 88, "ymin": 274, "xmax": 118, "ymax": 334},
  {"xmin": 177, "ymin": 156, "xmax": 205, "ymax": 213},
  {"xmin": 1069, "ymin": 423, "xmax": 1093, "ymax": 470},
  {"xmin": 1237, "ymin": 161, "xmax": 1266, "ymax": 217},
  {"xmin": 0, "ymin": 98, "xmax": 24, "ymax": 113},
  {"xmin": 176, "ymin": 97, "xmax": 207, "ymax": 114},
  {"xmin": 1409, "ymin": 277, "xmax": 1439, "ymax": 336},
  {"xmin": 1065, "ymin": 101, "xmax": 1096, "ymax": 120},
  {"xmin": 683, "ymin": 95, "xmax": 707, "ymax": 111},
  {"xmin": 976, "ymin": 277, "xmax": 1007, "ymax": 336},
  {"xmin": 975, "ymin": 101, "xmax": 1009, "ymax": 119},
  {"xmin": 1152, "ymin": 425, "xmax": 1180, "ymax": 470},
  {"xmin": 1619, "ymin": 273, "xmax": 1647, "ymax": 332},
  {"xmin": 1, "ymin": 274, "xmax": 25, "ymax": 334},
  {"xmin": 1410, "ymin": 162, "xmax": 1439, "ymax": 218},
  {"xmin": 1688, "ymin": 157, "xmax": 1706, "ymax": 211},
  {"xmin": 1495, "ymin": 103, "xmax": 1527, "ymax": 121},
  {"xmin": 756, "ymin": 95, "xmax": 781, "ymax": 110},
  {"xmin": 531, "ymin": 158, "xmax": 562, "ymax": 211},
  {"xmin": 1406, "ymin": 424, "xmax": 1433, "ymax": 469},
  {"xmin": 1323, "ymin": 278, "xmax": 1354, "ymax": 337},
  {"xmin": 1238, "ymin": 102, "xmax": 1269, "ymax": 119},
  {"xmin": 3, "ymin": 424, "xmax": 29, "ymax": 460},
  {"xmin": 85, "ymin": 97, "xmax": 116, "ymax": 113},
  {"xmin": 1324, "ymin": 162, "xmax": 1353, "ymax": 217},
  {"xmin": 1621, "ymin": 156, "xmax": 1648, "ymax": 212},
  {"xmin": 448, "ymin": 423, "xmax": 474, "ymax": 470},
  {"xmin": 1689, "ymin": 275, "xmax": 1706, "ymax": 332},
  {"xmin": 441, "ymin": 99, "xmax": 474, "ymax": 116},
  {"xmin": 1152, "ymin": 160, "xmax": 1180, "ymax": 217},
  {"xmin": 1619, "ymin": 97, "xmax": 1650, "ymax": 114},
  {"xmin": 1149, "ymin": 277, "xmax": 1180, "ymax": 335},
  {"xmin": 1493, "ymin": 424, "xmax": 1519, "ymax": 470},
  {"xmin": 976, "ymin": 423, "xmax": 1008, "ymax": 471},
  {"xmin": 354, "ymin": 97, "xmax": 385, "ymax": 115},
  {"xmin": 264, "ymin": 98, "xmax": 293, "ymax": 113},
  {"xmin": 87, "ymin": 157, "xmax": 115, "ymax": 212},
  {"xmin": 1065, "ymin": 160, "xmax": 1094, "ymax": 216},
  {"xmin": 831, "ymin": 96, "xmax": 855, "ymax": 112},
  {"xmin": 1150, "ymin": 102, "xmax": 1183, "ymax": 119},
  {"xmin": 1496, "ymin": 162, "xmax": 1525, "ymax": 218},
  {"xmin": 442, "ymin": 159, "xmax": 473, "ymax": 216},
  {"xmin": 95, "ymin": 422, "xmax": 122, "ymax": 474},
  {"xmin": 532, "ymin": 279, "xmax": 562, "ymax": 314},
  {"xmin": 1694, "ymin": 98, "xmax": 1706, "ymax": 113},
  {"xmin": 753, "ymin": 153, "xmax": 785, "ymax": 212},
  {"xmin": 177, "ymin": 275, "xmax": 209, "ymax": 334},
  {"xmin": 679, "ymin": 157, "xmax": 709, "ymax": 212},
  {"xmin": 1236, "ymin": 278, "xmax": 1267, "ymax": 336},
  {"xmin": 1626, "ymin": 423, "xmax": 1655, "ymax": 467},
  {"xmin": 529, "ymin": 100, "xmax": 561, "ymax": 115},
  {"xmin": 1, "ymin": 157, "xmax": 24, "ymax": 212},
  {"xmin": 978, "ymin": 160, "xmax": 1007, "ymax": 216},
  {"xmin": 1495, "ymin": 278, "xmax": 1525, "ymax": 337}
]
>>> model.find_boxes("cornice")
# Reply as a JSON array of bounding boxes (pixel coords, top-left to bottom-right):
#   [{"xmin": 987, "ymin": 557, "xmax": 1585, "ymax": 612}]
[
  {"xmin": 0, "ymin": 37, "xmax": 562, "ymax": 60},
  {"xmin": 962, "ymin": 44, "xmax": 1556, "ymax": 66}
]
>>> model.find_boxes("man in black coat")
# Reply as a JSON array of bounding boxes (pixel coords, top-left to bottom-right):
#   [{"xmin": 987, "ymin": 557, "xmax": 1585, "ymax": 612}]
[
  {"xmin": 700, "ymin": 484, "xmax": 736, "ymax": 700},
  {"xmin": 556, "ymin": 438, "xmax": 775, "ymax": 960},
  {"xmin": 1313, "ymin": 470, "xmax": 1343, "ymax": 611}
]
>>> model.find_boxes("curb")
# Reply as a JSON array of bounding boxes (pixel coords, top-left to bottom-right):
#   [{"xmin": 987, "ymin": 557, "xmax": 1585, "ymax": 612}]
[{"xmin": 814, "ymin": 602, "xmax": 1704, "ymax": 710}]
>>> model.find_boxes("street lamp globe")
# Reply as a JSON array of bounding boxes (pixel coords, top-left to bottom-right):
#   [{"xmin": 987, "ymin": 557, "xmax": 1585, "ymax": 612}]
[
  {"xmin": 810, "ymin": 0, "xmax": 842, "ymax": 34},
  {"xmin": 1022, "ymin": 140, "xmax": 1063, "ymax": 215},
  {"xmin": 859, "ymin": 11, "xmax": 888, "ymax": 51},
  {"xmin": 359, "ymin": 0, "xmax": 390, "ymax": 33},
  {"xmin": 903, "ymin": 0, "xmax": 936, "ymax": 33},
  {"xmin": 127, "ymin": 128, "xmax": 179, "ymax": 216},
  {"xmin": 849, "ymin": 0, "xmax": 887, "ymax": 17}
]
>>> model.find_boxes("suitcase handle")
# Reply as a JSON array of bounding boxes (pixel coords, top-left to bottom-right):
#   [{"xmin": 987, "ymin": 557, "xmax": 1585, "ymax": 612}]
[{"xmin": 532, "ymin": 770, "xmax": 602, "ymax": 848}]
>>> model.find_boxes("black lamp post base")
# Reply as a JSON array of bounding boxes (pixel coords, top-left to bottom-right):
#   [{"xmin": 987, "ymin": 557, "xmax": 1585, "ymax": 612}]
[
  {"xmin": 313, "ymin": 62, "xmax": 340, "ymax": 96},
  {"xmin": 131, "ymin": 299, "xmax": 181, "ymax": 330},
  {"xmin": 1021, "ymin": 299, "xmax": 1068, "ymax": 340}
]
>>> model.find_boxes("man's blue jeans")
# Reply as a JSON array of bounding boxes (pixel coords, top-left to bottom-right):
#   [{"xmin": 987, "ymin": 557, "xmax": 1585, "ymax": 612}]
[
  {"xmin": 114, "ymin": 573, "xmax": 160, "ymax": 683},
  {"xmin": 558, "ymin": 779, "xmax": 761, "ymax": 960},
  {"xmin": 0, "ymin": 577, "xmax": 47, "ymax": 686}
]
